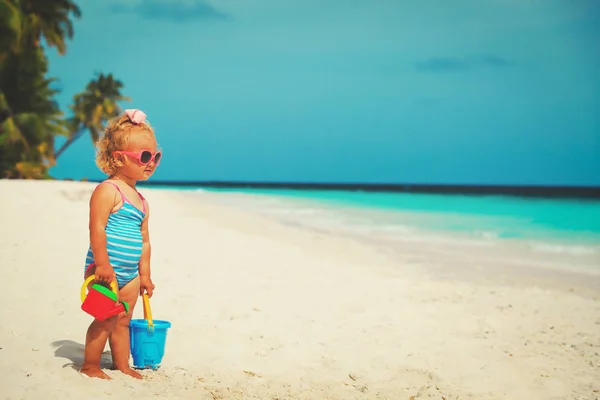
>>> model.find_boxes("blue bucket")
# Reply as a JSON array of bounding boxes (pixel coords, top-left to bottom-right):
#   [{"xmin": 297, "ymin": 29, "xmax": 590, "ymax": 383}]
[{"xmin": 129, "ymin": 319, "xmax": 172, "ymax": 369}]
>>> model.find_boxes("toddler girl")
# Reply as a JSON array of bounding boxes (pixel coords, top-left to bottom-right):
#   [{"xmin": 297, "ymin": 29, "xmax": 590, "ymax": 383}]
[{"xmin": 80, "ymin": 109, "xmax": 161, "ymax": 380}]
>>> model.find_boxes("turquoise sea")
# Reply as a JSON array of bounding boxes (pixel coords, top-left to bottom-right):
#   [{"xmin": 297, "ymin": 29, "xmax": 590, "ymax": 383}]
[{"xmin": 145, "ymin": 184, "xmax": 600, "ymax": 264}]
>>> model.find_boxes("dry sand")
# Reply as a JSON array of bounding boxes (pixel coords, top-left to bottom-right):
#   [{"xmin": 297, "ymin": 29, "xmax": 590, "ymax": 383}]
[{"xmin": 0, "ymin": 179, "xmax": 598, "ymax": 400}]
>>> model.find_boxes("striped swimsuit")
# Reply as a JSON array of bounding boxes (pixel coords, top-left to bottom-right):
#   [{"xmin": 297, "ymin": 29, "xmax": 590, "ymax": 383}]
[{"xmin": 84, "ymin": 181, "xmax": 146, "ymax": 288}]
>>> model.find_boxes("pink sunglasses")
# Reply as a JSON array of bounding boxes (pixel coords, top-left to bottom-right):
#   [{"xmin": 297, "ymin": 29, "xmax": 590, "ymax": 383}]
[{"xmin": 114, "ymin": 149, "xmax": 162, "ymax": 165}]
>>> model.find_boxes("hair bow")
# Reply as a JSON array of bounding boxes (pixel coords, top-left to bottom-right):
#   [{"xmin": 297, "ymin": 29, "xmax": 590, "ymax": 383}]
[{"xmin": 125, "ymin": 109, "xmax": 147, "ymax": 125}]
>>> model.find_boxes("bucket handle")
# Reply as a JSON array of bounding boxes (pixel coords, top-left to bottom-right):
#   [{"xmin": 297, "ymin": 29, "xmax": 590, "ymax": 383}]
[
  {"xmin": 81, "ymin": 274, "xmax": 118, "ymax": 302},
  {"xmin": 142, "ymin": 293, "xmax": 154, "ymax": 332}
]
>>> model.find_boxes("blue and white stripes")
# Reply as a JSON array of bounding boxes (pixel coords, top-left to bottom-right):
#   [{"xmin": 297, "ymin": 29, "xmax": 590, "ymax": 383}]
[{"xmin": 84, "ymin": 193, "xmax": 145, "ymax": 288}]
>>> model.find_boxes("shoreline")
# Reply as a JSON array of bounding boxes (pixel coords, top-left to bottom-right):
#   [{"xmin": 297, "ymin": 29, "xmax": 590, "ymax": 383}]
[
  {"xmin": 189, "ymin": 186, "xmax": 600, "ymax": 244},
  {"xmin": 1, "ymin": 179, "xmax": 598, "ymax": 400},
  {"xmin": 188, "ymin": 189, "xmax": 600, "ymax": 292}
]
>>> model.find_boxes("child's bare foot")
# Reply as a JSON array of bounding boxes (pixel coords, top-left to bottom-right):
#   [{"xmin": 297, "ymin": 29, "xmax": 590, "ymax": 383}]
[
  {"xmin": 116, "ymin": 366, "xmax": 143, "ymax": 379},
  {"xmin": 80, "ymin": 365, "xmax": 112, "ymax": 380}
]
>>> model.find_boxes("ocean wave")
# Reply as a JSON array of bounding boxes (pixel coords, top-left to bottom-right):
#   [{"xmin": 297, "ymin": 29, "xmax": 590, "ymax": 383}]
[
  {"xmin": 264, "ymin": 207, "xmax": 326, "ymax": 216},
  {"xmin": 196, "ymin": 191, "xmax": 600, "ymax": 254},
  {"xmin": 354, "ymin": 224, "xmax": 415, "ymax": 235},
  {"xmin": 528, "ymin": 242, "xmax": 598, "ymax": 255},
  {"xmin": 471, "ymin": 230, "xmax": 501, "ymax": 240}
]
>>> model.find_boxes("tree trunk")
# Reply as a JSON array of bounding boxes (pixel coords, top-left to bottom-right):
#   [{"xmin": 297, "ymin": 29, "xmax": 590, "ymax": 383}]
[
  {"xmin": 54, "ymin": 129, "xmax": 83, "ymax": 159},
  {"xmin": 54, "ymin": 137, "xmax": 73, "ymax": 159}
]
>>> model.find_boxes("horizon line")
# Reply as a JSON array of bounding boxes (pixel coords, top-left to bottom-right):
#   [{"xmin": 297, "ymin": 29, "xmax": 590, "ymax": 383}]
[{"xmin": 79, "ymin": 179, "xmax": 600, "ymax": 199}]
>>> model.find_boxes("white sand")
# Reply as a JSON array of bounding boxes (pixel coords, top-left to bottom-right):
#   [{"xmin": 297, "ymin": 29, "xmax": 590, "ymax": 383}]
[{"xmin": 0, "ymin": 179, "xmax": 598, "ymax": 400}]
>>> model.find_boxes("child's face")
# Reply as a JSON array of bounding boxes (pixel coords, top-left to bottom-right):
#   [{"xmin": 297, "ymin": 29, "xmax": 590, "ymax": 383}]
[{"xmin": 117, "ymin": 129, "xmax": 160, "ymax": 181}]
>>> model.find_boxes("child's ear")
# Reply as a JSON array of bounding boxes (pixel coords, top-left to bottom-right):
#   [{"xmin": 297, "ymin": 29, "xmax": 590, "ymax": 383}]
[{"xmin": 113, "ymin": 153, "xmax": 125, "ymax": 166}]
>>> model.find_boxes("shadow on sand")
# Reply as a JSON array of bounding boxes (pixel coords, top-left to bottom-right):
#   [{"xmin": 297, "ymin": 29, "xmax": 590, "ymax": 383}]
[{"xmin": 51, "ymin": 340, "xmax": 113, "ymax": 371}]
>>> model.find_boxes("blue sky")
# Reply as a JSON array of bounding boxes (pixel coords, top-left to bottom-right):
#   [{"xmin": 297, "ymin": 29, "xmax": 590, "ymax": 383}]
[{"xmin": 49, "ymin": 0, "xmax": 600, "ymax": 185}]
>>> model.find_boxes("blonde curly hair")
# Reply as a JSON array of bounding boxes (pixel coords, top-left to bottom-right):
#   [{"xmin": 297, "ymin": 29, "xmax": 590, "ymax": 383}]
[{"xmin": 95, "ymin": 112, "xmax": 155, "ymax": 176}]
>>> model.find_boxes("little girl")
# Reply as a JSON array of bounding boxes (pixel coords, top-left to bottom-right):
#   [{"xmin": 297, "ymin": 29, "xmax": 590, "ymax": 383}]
[{"xmin": 80, "ymin": 109, "xmax": 161, "ymax": 380}]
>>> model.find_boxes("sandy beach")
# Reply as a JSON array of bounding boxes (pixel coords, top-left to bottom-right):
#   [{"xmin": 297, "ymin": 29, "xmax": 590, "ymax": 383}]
[{"xmin": 0, "ymin": 179, "xmax": 598, "ymax": 400}]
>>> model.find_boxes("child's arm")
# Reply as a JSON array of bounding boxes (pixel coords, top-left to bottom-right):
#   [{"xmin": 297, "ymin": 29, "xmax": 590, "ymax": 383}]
[
  {"xmin": 139, "ymin": 200, "xmax": 155, "ymax": 297},
  {"xmin": 89, "ymin": 184, "xmax": 118, "ymax": 284}
]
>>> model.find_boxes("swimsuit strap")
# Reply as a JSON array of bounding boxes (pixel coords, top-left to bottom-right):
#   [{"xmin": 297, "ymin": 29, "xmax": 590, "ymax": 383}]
[
  {"xmin": 138, "ymin": 191, "xmax": 147, "ymax": 214},
  {"xmin": 100, "ymin": 181, "xmax": 146, "ymax": 214},
  {"xmin": 101, "ymin": 181, "xmax": 125, "ymax": 203}
]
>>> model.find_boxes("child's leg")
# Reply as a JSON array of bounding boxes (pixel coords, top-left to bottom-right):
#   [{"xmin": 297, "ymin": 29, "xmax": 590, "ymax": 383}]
[
  {"xmin": 109, "ymin": 276, "xmax": 142, "ymax": 379},
  {"xmin": 80, "ymin": 317, "xmax": 117, "ymax": 379},
  {"xmin": 80, "ymin": 266, "xmax": 117, "ymax": 379}
]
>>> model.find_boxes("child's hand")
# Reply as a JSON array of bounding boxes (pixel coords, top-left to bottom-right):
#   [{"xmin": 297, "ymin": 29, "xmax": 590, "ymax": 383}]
[
  {"xmin": 94, "ymin": 263, "xmax": 116, "ymax": 286},
  {"xmin": 140, "ymin": 276, "xmax": 155, "ymax": 298}
]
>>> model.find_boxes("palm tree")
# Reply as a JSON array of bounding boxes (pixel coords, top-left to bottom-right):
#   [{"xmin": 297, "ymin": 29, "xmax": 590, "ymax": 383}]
[
  {"xmin": 0, "ymin": 0, "xmax": 81, "ymax": 56},
  {"xmin": 0, "ymin": 0, "xmax": 133, "ymax": 178},
  {"xmin": 0, "ymin": 0, "xmax": 80, "ymax": 178},
  {"xmin": 54, "ymin": 72, "xmax": 130, "ymax": 159},
  {"xmin": 0, "ymin": 1, "xmax": 22, "ymax": 59},
  {"xmin": 0, "ymin": 0, "xmax": 81, "ymax": 141},
  {"xmin": 0, "ymin": 46, "xmax": 68, "ymax": 178}
]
